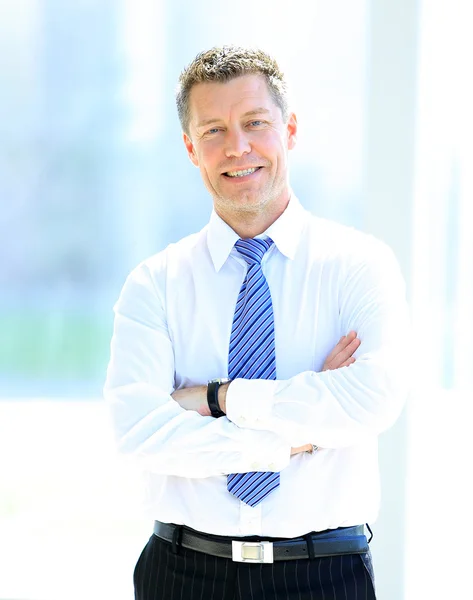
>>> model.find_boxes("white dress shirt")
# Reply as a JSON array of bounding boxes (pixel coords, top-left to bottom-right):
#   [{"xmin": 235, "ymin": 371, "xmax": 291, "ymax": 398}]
[{"xmin": 104, "ymin": 194, "xmax": 410, "ymax": 538}]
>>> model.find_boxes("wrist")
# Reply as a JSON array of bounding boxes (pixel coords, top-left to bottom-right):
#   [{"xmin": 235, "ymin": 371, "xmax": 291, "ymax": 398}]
[
  {"xmin": 207, "ymin": 378, "xmax": 230, "ymax": 418},
  {"xmin": 218, "ymin": 382, "xmax": 230, "ymax": 414}
]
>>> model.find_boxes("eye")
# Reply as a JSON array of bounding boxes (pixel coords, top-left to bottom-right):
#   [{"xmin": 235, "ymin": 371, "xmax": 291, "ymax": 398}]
[
  {"xmin": 249, "ymin": 120, "xmax": 264, "ymax": 127},
  {"xmin": 207, "ymin": 128, "xmax": 221, "ymax": 135}
]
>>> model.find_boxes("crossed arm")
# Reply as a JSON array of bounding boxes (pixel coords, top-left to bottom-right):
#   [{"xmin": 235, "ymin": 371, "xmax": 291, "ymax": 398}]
[
  {"xmin": 171, "ymin": 332, "xmax": 361, "ymax": 455},
  {"xmin": 104, "ymin": 242, "xmax": 410, "ymax": 477}
]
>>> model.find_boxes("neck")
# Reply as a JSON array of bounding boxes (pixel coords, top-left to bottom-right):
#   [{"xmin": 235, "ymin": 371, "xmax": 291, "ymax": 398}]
[{"xmin": 215, "ymin": 192, "xmax": 291, "ymax": 239}]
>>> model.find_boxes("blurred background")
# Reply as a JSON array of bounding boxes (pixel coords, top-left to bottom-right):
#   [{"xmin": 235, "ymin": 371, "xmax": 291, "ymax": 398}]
[{"xmin": 0, "ymin": 0, "xmax": 472, "ymax": 598}]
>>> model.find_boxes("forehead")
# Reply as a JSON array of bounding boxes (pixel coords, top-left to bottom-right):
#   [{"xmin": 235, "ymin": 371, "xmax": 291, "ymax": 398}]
[{"xmin": 189, "ymin": 74, "xmax": 278, "ymax": 127}]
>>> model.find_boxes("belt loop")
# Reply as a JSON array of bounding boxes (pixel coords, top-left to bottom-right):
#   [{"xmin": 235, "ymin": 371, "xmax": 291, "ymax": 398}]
[
  {"xmin": 303, "ymin": 533, "xmax": 315, "ymax": 560},
  {"xmin": 365, "ymin": 523, "xmax": 373, "ymax": 544},
  {"xmin": 171, "ymin": 525, "xmax": 183, "ymax": 555}
]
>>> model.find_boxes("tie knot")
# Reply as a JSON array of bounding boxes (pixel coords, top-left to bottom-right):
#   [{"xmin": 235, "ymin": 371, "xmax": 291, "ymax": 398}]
[{"xmin": 235, "ymin": 238, "xmax": 273, "ymax": 265}]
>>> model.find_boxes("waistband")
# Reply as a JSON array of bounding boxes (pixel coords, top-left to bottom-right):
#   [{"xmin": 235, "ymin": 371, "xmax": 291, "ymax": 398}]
[{"xmin": 153, "ymin": 520, "xmax": 369, "ymax": 563}]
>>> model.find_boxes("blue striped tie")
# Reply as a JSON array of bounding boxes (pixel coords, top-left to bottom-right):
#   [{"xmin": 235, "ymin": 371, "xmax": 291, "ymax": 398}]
[{"xmin": 227, "ymin": 237, "xmax": 280, "ymax": 507}]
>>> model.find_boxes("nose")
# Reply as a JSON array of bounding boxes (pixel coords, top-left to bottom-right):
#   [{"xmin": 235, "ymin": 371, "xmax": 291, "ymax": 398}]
[{"xmin": 224, "ymin": 127, "xmax": 251, "ymax": 158}]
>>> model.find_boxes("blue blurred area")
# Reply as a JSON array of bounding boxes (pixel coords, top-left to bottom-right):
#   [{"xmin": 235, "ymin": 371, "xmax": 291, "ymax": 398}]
[{"xmin": 0, "ymin": 0, "xmax": 366, "ymax": 398}]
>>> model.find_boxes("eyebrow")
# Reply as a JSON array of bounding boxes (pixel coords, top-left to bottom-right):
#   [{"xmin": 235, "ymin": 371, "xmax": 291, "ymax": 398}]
[{"xmin": 196, "ymin": 108, "xmax": 271, "ymax": 129}]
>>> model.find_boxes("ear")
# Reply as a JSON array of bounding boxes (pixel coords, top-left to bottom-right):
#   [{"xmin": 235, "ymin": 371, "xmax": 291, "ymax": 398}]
[
  {"xmin": 183, "ymin": 132, "xmax": 199, "ymax": 167},
  {"xmin": 286, "ymin": 112, "xmax": 298, "ymax": 150}
]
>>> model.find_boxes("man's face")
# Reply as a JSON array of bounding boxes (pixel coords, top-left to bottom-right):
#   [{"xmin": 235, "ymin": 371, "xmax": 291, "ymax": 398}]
[{"xmin": 183, "ymin": 74, "xmax": 297, "ymax": 219}]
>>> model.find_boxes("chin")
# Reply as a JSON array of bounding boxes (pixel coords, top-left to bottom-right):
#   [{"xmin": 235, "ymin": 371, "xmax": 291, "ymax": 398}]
[
  {"xmin": 233, "ymin": 189, "xmax": 271, "ymax": 204},
  {"xmin": 230, "ymin": 196, "xmax": 267, "ymax": 211}
]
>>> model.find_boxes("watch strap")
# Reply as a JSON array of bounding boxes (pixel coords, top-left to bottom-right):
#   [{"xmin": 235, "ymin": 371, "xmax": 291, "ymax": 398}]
[{"xmin": 207, "ymin": 380, "xmax": 226, "ymax": 418}]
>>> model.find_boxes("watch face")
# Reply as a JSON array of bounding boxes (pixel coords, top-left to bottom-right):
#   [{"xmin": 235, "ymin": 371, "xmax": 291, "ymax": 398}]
[{"xmin": 209, "ymin": 378, "xmax": 231, "ymax": 384}]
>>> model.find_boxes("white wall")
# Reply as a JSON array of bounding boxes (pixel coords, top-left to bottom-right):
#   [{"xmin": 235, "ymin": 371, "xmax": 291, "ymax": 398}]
[{"xmin": 362, "ymin": 0, "xmax": 419, "ymax": 598}]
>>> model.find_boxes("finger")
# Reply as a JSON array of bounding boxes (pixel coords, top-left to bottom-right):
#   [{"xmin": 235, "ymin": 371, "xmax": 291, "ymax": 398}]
[
  {"xmin": 324, "ymin": 356, "xmax": 355, "ymax": 371},
  {"xmin": 322, "ymin": 332, "xmax": 359, "ymax": 371},
  {"xmin": 325, "ymin": 335, "xmax": 346, "ymax": 362},
  {"xmin": 333, "ymin": 337, "xmax": 360, "ymax": 364},
  {"xmin": 325, "ymin": 340, "xmax": 360, "ymax": 370},
  {"xmin": 336, "ymin": 332, "xmax": 357, "ymax": 353},
  {"xmin": 325, "ymin": 355, "xmax": 356, "ymax": 371},
  {"xmin": 325, "ymin": 332, "xmax": 357, "ymax": 361}
]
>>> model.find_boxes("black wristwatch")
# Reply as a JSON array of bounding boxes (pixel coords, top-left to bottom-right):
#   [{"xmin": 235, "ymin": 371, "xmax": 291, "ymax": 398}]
[{"xmin": 207, "ymin": 378, "xmax": 231, "ymax": 418}]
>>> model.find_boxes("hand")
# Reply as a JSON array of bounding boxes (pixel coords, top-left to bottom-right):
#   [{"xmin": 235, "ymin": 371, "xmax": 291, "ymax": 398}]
[
  {"xmin": 290, "ymin": 443, "xmax": 313, "ymax": 456},
  {"xmin": 171, "ymin": 385, "xmax": 211, "ymax": 416},
  {"xmin": 322, "ymin": 331, "xmax": 360, "ymax": 371},
  {"xmin": 293, "ymin": 332, "xmax": 360, "ymax": 456}
]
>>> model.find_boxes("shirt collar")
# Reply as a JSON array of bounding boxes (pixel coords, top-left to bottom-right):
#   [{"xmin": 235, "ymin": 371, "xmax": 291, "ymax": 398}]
[{"xmin": 207, "ymin": 194, "xmax": 306, "ymax": 272}]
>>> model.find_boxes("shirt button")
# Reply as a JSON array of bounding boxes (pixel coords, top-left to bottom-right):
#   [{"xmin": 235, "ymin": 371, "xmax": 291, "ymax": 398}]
[
  {"xmin": 240, "ymin": 416, "xmax": 246, "ymax": 422},
  {"xmin": 269, "ymin": 463, "xmax": 276, "ymax": 470},
  {"xmin": 251, "ymin": 462, "xmax": 260, "ymax": 470}
]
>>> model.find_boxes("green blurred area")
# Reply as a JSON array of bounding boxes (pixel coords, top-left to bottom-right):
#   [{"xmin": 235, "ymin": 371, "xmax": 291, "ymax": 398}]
[{"xmin": 0, "ymin": 310, "xmax": 113, "ymax": 380}]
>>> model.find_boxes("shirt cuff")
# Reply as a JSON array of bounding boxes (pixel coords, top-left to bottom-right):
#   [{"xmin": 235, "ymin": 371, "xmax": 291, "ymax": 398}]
[
  {"xmin": 237, "ymin": 436, "xmax": 291, "ymax": 474},
  {"xmin": 226, "ymin": 378, "xmax": 278, "ymax": 428}
]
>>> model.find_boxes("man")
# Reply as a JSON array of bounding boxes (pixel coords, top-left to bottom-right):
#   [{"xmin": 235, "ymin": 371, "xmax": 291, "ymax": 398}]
[{"xmin": 104, "ymin": 46, "xmax": 410, "ymax": 600}]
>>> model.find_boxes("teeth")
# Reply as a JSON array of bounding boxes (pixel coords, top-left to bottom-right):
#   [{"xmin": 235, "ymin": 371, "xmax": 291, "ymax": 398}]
[{"xmin": 226, "ymin": 167, "xmax": 258, "ymax": 177}]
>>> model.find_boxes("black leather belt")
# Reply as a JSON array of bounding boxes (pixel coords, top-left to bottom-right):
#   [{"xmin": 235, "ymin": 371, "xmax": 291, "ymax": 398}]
[{"xmin": 153, "ymin": 521, "xmax": 369, "ymax": 563}]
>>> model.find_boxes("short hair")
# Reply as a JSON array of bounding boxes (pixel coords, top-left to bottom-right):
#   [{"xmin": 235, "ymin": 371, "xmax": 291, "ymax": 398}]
[{"xmin": 176, "ymin": 45, "xmax": 289, "ymax": 135}]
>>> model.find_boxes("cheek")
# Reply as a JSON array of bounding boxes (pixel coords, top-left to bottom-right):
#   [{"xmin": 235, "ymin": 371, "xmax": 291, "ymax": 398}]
[
  {"xmin": 198, "ymin": 146, "xmax": 219, "ymax": 174},
  {"xmin": 198, "ymin": 156, "xmax": 218, "ymax": 187},
  {"xmin": 253, "ymin": 132, "xmax": 284, "ymax": 156}
]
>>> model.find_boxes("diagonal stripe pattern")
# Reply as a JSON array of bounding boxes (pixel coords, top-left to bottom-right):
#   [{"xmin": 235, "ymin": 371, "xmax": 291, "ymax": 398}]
[{"xmin": 227, "ymin": 237, "xmax": 280, "ymax": 507}]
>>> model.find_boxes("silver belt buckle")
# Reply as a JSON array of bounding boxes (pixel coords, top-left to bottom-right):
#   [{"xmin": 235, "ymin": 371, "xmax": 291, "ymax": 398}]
[{"xmin": 231, "ymin": 541, "xmax": 274, "ymax": 563}]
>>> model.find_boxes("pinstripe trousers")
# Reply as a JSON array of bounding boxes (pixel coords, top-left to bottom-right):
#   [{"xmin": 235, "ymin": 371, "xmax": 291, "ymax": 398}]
[{"xmin": 134, "ymin": 534, "xmax": 376, "ymax": 600}]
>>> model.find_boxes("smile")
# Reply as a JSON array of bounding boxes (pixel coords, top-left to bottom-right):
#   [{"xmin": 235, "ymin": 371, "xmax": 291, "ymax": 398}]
[{"xmin": 224, "ymin": 167, "xmax": 262, "ymax": 178}]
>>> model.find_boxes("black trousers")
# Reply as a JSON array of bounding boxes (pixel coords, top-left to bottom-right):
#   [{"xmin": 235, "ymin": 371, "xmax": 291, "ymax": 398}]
[{"xmin": 134, "ymin": 534, "xmax": 376, "ymax": 600}]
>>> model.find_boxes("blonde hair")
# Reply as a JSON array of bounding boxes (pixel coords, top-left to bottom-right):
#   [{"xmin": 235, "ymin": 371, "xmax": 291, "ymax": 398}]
[{"xmin": 176, "ymin": 45, "xmax": 289, "ymax": 135}]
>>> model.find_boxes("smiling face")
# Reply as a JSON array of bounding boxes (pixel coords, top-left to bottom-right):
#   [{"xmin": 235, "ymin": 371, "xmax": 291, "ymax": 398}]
[{"xmin": 183, "ymin": 74, "xmax": 297, "ymax": 229}]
